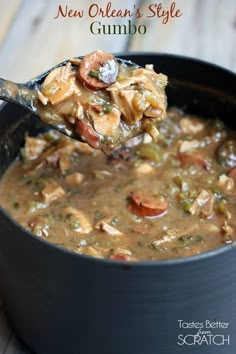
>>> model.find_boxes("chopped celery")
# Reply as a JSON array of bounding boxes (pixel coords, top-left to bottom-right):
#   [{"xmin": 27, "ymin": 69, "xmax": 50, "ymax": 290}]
[{"xmin": 136, "ymin": 143, "xmax": 162, "ymax": 163}]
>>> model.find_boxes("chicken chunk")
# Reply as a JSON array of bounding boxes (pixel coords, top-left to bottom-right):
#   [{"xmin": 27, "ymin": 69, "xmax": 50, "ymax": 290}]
[
  {"xmin": 63, "ymin": 207, "xmax": 92, "ymax": 233},
  {"xmin": 222, "ymin": 221, "xmax": 234, "ymax": 240},
  {"xmin": 135, "ymin": 163, "xmax": 154, "ymax": 174},
  {"xmin": 179, "ymin": 140, "xmax": 201, "ymax": 153},
  {"xmin": 23, "ymin": 136, "xmax": 48, "ymax": 160},
  {"xmin": 218, "ymin": 174, "xmax": 234, "ymax": 191},
  {"xmin": 152, "ymin": 224, "xmax": 199, "ymax": 248},
  {"xmin": 43, "ymin": 62, "xmax": 73, "ymax": 86},
  {"xmin": 189, "ymin": 190, "xmax": 214, "ymax": 218},
  {"xmin": 97, "ymin": 221, "xmax": 123, "ymax": 236},
  {"xmin": 179, "ymin": 117, "xmax": 204, "ymax": 134},
  {"xmin": 40, "ymin": 63, "xmax": 78, "ymax": 105},
  {"xmin": 108, "ymin": 68, "xmax": 167, "ymax": 125},
  {"xmin": 59, "ymin": 155, "xmax": 71, "ymax": 174},
  {"xmin": 65, "ymin": 172, "xmax": 84, "ymax": 186},
  {"xmin": 109, "ymin": 86, "xmax": 142, "ymax": 124},
  {"xmin": 87, "ymin": 104, "xmax": 121, "ymax": 136},
  {"xmin": 41, "ymin": 180, "xmax": 65, "ymax": 204}
]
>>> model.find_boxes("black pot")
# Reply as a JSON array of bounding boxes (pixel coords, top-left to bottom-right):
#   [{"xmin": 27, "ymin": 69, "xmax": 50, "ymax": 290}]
[{"xmin": 0, "ymin": 54, "xmax": 235, "ymax": 354}]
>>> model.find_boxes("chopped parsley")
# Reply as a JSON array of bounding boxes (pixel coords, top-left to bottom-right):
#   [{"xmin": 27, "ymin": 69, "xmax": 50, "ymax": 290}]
[{"xmin": 89, "ymin": 70, "xmax": 101, "ymax": 80}]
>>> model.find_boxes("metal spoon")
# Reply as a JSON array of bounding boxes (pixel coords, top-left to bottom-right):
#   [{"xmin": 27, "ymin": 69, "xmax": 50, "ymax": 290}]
[{"xmin": 0, "ymin": 57, "xmax": 137, "ymax": 139}]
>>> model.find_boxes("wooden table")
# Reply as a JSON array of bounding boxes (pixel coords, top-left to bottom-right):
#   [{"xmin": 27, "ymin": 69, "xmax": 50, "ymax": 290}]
[{"xmin": 0, "ymin": 0, "xmax": 235, "ymax": 352}]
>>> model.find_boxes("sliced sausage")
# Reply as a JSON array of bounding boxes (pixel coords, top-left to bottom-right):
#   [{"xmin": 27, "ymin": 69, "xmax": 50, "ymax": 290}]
[
  {"xmin": 178, "ymin": 151, "xmax": 209, "ymax": 169},
  {"xmin": 78, "ymin": 50, "xmax": 119, "ymax": 89},
  {"xmin": 127, "ymin": 190, "xmax": 168, "ymax": 218},
  {"xmin": 75, "ymin": 120, "xmax": 101, "ymax": 149}
]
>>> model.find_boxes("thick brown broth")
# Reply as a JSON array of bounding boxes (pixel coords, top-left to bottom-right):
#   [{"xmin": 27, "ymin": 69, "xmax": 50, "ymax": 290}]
[{"xmin": 0, "ymin": 108, "xmax": 236, "ymax": 261}]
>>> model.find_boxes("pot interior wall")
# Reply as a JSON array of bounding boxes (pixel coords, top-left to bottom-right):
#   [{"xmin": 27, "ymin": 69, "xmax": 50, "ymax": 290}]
[{"xmin": 0, "ymin": 105, "xmax": 44, "ymax": 177}]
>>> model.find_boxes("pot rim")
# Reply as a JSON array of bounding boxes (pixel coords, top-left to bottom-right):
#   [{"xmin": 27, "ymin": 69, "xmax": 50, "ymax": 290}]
[
  {"xmin": 0, "ymin": 52, "xmax": 235, "ymax": 267},
  {"xmin": 116, "ymin": 51, "xmax": 236, "ymax": 76}
]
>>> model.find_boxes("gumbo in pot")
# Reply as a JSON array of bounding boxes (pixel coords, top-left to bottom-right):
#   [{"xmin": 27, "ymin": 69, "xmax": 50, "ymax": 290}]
[{"xmin": 0, "ymin": 108, "xmax": 236, "ymax": 261}]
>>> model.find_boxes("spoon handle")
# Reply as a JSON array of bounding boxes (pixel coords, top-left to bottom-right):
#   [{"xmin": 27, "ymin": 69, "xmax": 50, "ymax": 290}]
[{"xmin": 0, "ymin": 78, "xmax": 37, "ymax": 114}]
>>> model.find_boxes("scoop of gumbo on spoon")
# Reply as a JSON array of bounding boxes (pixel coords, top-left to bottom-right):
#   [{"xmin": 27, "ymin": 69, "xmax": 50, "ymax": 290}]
[{"xmin": 0, "ymin": 50, "xmax": 168, "ymax": 153}]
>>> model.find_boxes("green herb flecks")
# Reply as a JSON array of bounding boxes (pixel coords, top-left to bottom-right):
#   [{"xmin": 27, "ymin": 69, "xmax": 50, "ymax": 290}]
[
  {"xmin": 103, "ymin": 104, "xmax": 113, "ymax": 113},
  {"xmin": 65, "ymin": 213, "xmax": 73, "ymax": 221},
  {"xmin": 13, "ymin": 202, "xmax": 20, "ymax": 209},
  {"xmin": 89, "ymin": 70, "xmax": 101, "ymax": 80},
  {"xmin": 70, "ymin": 221, "xmax": 80, "ymax": 230},
  {"xmin": 111, "ymin": 216, "xmax": 119, "ymax": 225},
  {"xmin": 178, "ymin": 235, "xmax": 203, "ymax": 245},
  {"xmin": 94, "ymin": 213, "xmax": 106, "ymax": 222}
]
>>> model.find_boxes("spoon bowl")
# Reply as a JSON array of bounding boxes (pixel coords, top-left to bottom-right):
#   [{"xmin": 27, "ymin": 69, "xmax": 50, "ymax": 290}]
[
  {"xmin": 0, "ymin": 50, "xmax": 168, "ymax": 153},
  {"xmin": 0, "ymin": 57, "xmax": 138, "ymax": 139}
]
